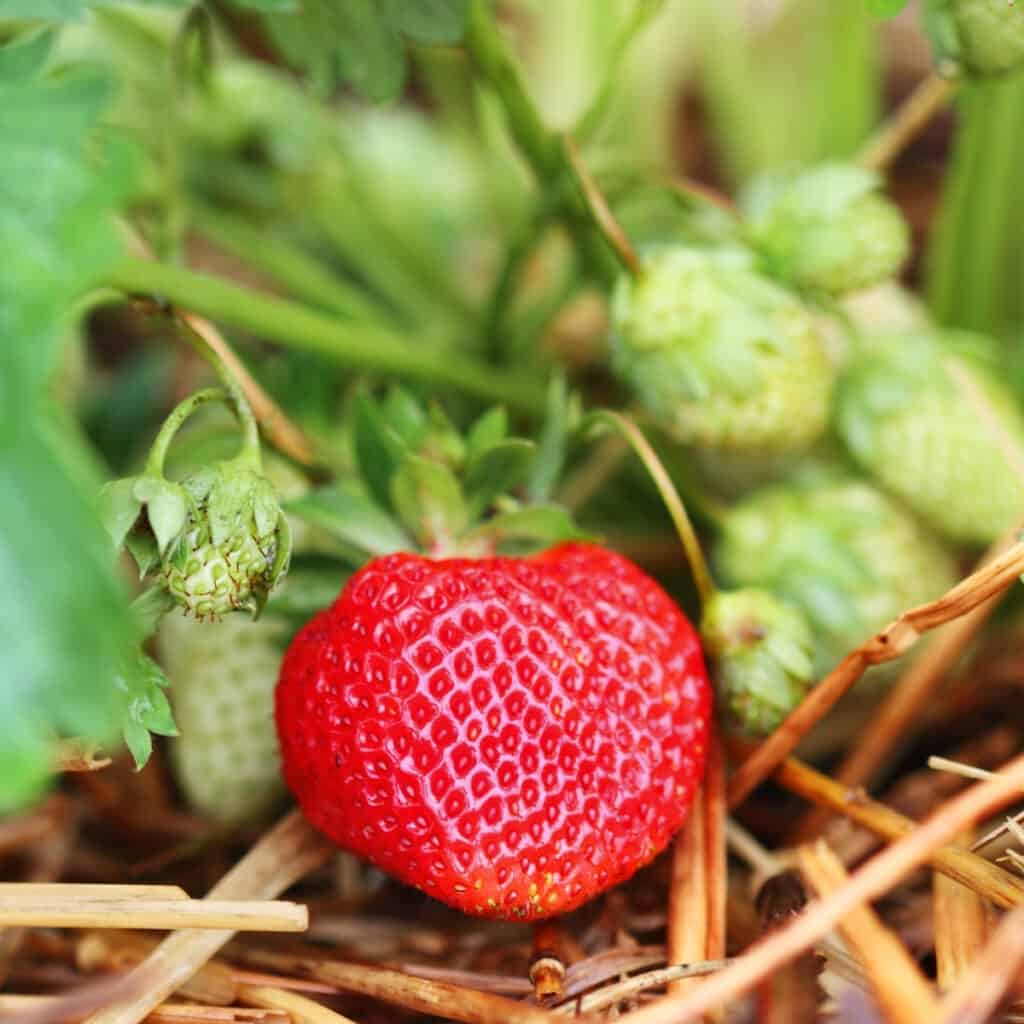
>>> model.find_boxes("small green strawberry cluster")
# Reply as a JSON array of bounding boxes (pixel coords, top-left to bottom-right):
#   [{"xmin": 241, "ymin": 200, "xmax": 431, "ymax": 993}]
[
  {"xmin": 611, "ymin": 162, "xmax": 908, "ymax": 462},
  {"xmin": 607, "ymin": 156, "xmax": 1024, "ymax": 737},
  {"xmin": 926, "ymin": 0, "xmax": 1024, "ymax": 77}
]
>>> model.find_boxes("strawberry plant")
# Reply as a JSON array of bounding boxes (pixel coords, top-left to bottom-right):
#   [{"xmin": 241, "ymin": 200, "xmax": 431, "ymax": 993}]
[{"xmin": 8, "ymin": 0, "xmax": 1024, "ymax": 999}]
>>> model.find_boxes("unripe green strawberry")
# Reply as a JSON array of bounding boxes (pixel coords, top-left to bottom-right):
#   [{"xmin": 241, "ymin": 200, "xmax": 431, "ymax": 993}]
[
  {"xmin": 610, "ymin": 246, "xmax": 833, "ymax": 453},
  {"xmin": 742, "ymin": 164, "xmax": 910, "ymax": 297},
  {"xmin": 715, "ymin": 476, "xmax": 959, "ymax": 676},
  {"xmin": 160, "ymin": 462, "xmax": 290, "ymax": 619},
  {"xmin": 700, "ymin": 589, "xmax": 814, "ymax": 736},
  {"xmin": 157, "ymin": 608, "xmax": 289, "ymax": 824},
  {"xmin": 927, "ymin": 0, "xmax": 1024, "ymax": 76},
  {"xmin": 836, "ymin": 330, "xmax": 1024, "ymax": 544}
]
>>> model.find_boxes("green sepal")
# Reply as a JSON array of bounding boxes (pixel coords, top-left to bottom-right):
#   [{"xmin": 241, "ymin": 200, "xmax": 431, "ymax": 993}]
[
  {"xmin": 527, "ymin": 374, "xmax": 577, "ymax": 503},
  {"xmin": 125, "ymin": 530, "xmax": 160, "ymax": 579},
  {"xmin": 99, "ymin": 476, "xmax": 143, "ymax": 552},
  {"xmin": 132, "ymin": 476, "xmax": 190, "ymax": 557},
  {"xmin": 205, "ymin": 466, "xmax": 257, "ymax": 548},
  {"xmin": 264, "ymin": 513, "xmax": 293, "ymax": 600},
  {"xmin": 466, "ymin": 406, "xmax": 509, "ymax": 461},
  {"xmin": 122, "ymin": 718, "xmax": 152, "ymax": 773},
  {"xmin": 353, "ymin": 388, "xmax": 409, "ymax": 513},
  {"xmin": 391, "ymin": 453, "xmax": 468, "ymax": 550},
  {"xmin": 464, "ymin": 438, "xmax": 535, "ymax": 518},
  {"xmin": 131, "ymin": 586, "xmax": 176, "ymax": 640}
]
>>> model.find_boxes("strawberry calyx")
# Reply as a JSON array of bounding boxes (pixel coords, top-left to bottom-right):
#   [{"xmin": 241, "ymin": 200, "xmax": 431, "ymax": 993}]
[
  {"xmin": 284, "ymin": 384, "xmax": 590, "ymax": 565},
  {"xmin": 101, "ymin": 385, "xmax": 292, "ymax": 620}
]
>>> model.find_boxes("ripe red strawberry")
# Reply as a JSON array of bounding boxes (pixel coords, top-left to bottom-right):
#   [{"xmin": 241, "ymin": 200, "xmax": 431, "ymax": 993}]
[{"xmin": 275, "ymin": 542, "xmax": 711, "ymax": 921}]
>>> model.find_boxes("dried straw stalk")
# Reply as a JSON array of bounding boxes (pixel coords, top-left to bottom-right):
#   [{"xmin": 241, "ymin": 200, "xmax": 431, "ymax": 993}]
[
  {"xmin": 798, "ymin": 841, "xmax": 939, "ymax": 1023},
  {"xmin": 85, "ymin": 810, "xmax": 332, "ymax": 1024},
  {"xmin": 774, "ymin": 756, "xmax": 1024, "ymax": 908},
  {"xmin": 616, "ymin": 752, "xmax": 1024, "ymax": 1023},
  {"xmin": 935, "ymin": 903, "xmax": 1024, "ymax": 1023}
]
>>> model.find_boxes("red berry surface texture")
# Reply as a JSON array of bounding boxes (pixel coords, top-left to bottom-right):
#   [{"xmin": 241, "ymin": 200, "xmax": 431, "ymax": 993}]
[{"xmin": 275, "ymin": 543, "xmax": 711, "ymax": 920}]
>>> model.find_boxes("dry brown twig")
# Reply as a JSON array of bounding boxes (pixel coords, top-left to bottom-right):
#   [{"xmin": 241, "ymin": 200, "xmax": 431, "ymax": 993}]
[
  {"xmin": 615, "ymin": 753, "xmax": 1024, "ymax": 1023},
  {"xmin": 551, "ymin": 961, "xmax": 732, "ymax": 1017},
  {"xmin": 797, "ymin": 841, "xmax": 940, "ymax": 1023},
  {"xmin": 858, "ymin": 70, "xmax": 959, "ymax": 173},
  {"xmin": 667, "ymin": 787, "xmax": 707, "ymax": 997},
  {"xmin": 727, "ymin": 538, "xmax": 1024, "ymax": 809},
  {"xmin": 54, "ymin": 741, "xmax": 113, "ymax": 774},
  {"xmin": 0, "ymin": 887, "xmax": 306, "ymax": 932},
  {"xmin": 229, "ymin": 947, "xmax": 568, "ymax": 1024},
  {"xmin": 237, "ymin": 986, "xmax": 359, "ymax": 1024},
  {"xmin": 703, "ymin": 735, "xmax": 728, "ymax": 965},
  {"xmin": 85, "ymin": 810, "xmax": 332, "ymax": 1024}
]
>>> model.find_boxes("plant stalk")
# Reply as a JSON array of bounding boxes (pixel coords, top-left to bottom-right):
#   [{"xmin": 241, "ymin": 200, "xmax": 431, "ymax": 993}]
[{"xmin": 107, "ymin": 258, "xmax": 548, "ymax": 415}]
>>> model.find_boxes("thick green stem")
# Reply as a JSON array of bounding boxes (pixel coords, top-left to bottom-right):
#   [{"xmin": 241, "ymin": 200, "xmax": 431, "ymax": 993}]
[
  {"xmin": 926, "ymin": 74, "xmax": 1024, "ymax": 336},
  {"xmin": 106, "ymin": 258, "xmax": 548, "ymax": 415},
  {"xmin": 463, "ymin": 0, "xmax": 620, "ymax": 285},
  {"xmin": 144, "ymin": 387, "xmax": 229, "ymax": 477}
]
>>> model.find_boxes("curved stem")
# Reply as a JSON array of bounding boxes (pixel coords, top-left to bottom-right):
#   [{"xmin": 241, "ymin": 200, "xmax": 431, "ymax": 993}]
[
  {"xmin": 144, "ymin": 387, "xmax": 230, "ymax": 477},
  {"xmin": 563, "ymin": 135, "xmax": 640, "ymax": 277},
  {"xmin": 175, "ymin": 317, "xmax": 261, "ymax": 470},
  {"xmin": 584, "ymin": 410, "xmax": 716, "ymax": 610},
  {"xmin": 858, "ymin": 71, "xmax": 959, "ymax": 174}
]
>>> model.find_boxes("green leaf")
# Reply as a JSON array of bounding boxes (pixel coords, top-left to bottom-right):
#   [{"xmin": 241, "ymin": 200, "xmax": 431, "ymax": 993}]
[
  {"xmin": 464, "ymin": 438, "xmax": 535, "ymax": 517},
  {"xmin": 466, "ymin": 406, "xmax": 508, "ymax": 460},
  {"xmin": 385, "ymin": 0, "xmax": 469, "ymax": 43},
  {"xmin": 263, "ymin": 0, "xmax": 407, "ymax": 102},
  {"xmin": 286, "ymin": 480, "xmax": 411, "ymax": 558},
  {"xmin": 117, "ymin": 650, "xmax": 179, "ymax": 771},
  {"xmin": 352, "ymin": 390, "xmax": 408, "ymax": 513},
  {"xmin": 135, "ymin": 478, "xmax": 190, "ymax": 556},
  {"xmin": 391, "ymin": 454, "xmax": 468, "ymax": 549},
  {"xmin": 0, "ymin": 424, "xmax": 139, "ymax": 811},
  {"xmin": 0, "ymin": 29, "xmax": 57, "ymax": 81}
]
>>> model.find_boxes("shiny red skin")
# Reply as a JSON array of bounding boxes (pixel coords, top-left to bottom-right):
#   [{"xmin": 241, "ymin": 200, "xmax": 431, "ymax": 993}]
[{"xmin": 275, "ymin": 543, "xmax": 711, "ymax": 920}]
